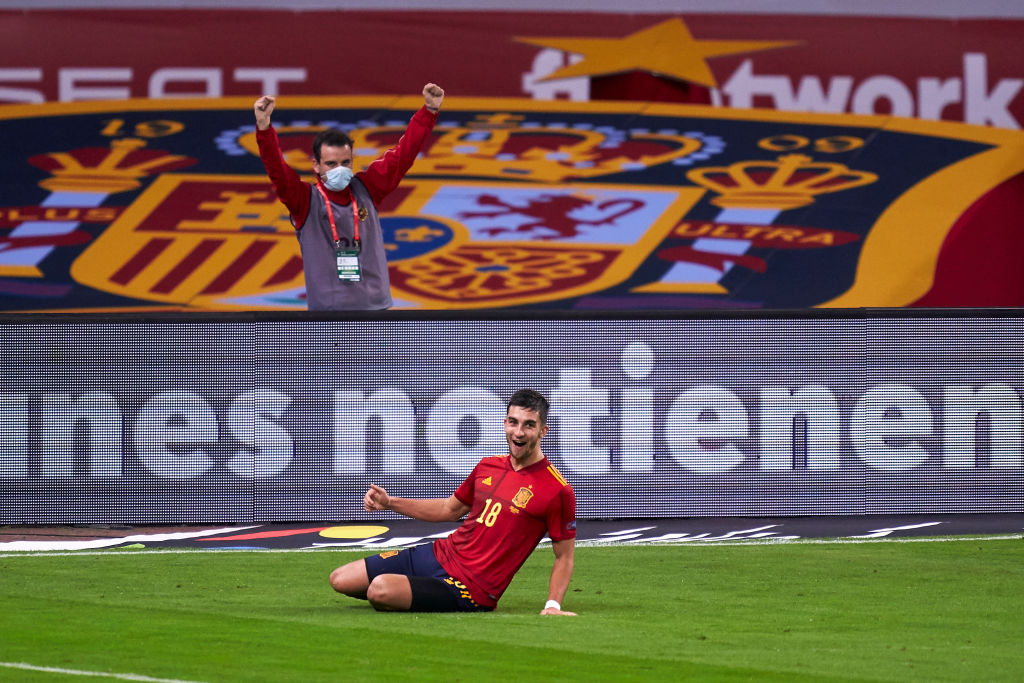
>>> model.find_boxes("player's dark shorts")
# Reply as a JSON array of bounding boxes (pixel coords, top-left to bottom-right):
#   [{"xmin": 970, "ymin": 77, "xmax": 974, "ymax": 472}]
[{"xmin": 363, "ymin": 542, "xmax": 493, "ymax": 613}]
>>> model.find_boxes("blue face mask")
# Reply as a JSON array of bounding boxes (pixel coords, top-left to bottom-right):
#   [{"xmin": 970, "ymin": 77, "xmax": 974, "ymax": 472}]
[{"xmin": 322, "ymin": 165, "xmax": 354, "ymax": 191}]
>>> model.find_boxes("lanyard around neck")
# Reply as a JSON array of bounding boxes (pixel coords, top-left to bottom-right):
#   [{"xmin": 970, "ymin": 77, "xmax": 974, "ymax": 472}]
[{"xmin": 315, "ymin": 182, "xmax": 359, "ymax": 246}]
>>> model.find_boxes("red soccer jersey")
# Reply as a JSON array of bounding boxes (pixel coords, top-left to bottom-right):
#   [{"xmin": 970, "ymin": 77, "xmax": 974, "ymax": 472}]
[{"xmin": 432, "ymin": 454, "xmax": 576, "ymax": 608}]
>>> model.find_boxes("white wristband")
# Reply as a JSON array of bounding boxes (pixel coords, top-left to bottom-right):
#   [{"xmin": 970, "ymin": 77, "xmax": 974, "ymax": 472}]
[{"xmin": 544, "ymin": 599, "xmax": 561, "ymax": 611}]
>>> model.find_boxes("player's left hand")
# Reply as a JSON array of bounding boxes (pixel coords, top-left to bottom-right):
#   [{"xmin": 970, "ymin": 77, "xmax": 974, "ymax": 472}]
[
  {"xmin": 540, "ymin": 607, "xmax": 578, "ymax": 616},
  {"xmin": 423, "ymin": 83, "xmax": 444, "ymax": 110},
  {"xmin": 364, "ymin": 484, "xmax": 391, "ymax": 512}
]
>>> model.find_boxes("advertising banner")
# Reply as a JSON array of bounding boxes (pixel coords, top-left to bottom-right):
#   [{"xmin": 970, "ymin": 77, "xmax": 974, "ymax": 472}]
[
  {"xmin": 1, "ymin": 311, "xmax": 1021, "ymax": 523},
  {"xmin": 1, "ymin": 10, "xmax": 1022, "ymax": 129},
  {"xmin": 1, "ymin": 97, "xmax": 1021, "ymax": 312}
]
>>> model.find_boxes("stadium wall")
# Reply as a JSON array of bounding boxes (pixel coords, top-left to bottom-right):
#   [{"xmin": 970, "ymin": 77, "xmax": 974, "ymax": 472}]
[{"xmin": 2, "ymin": 309, "xmax": 1022, "ymax": 523}]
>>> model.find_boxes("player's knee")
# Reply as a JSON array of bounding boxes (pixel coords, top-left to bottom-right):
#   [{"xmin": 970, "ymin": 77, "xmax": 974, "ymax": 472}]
[
  {"xmin": 329, "ymin": 567, "xmax": 347, "ymax": 593},
  {"xmin": 329, "ymin": 562, "xmax": 367, "ymax": 597},
  {"xmin": 366, "ymin": 575, "xmax": 389, "ymax": 603},
  {"xmin": 366, "ymin": 575, "xmax": 408, "ymax": 610}
]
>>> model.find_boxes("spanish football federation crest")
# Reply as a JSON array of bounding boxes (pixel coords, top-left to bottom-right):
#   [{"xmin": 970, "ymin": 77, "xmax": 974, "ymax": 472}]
[
  {"xmin": 0, "ymin": 97, "xmax": 1020, "ymax": 311},
  {"xmin": 511, "ymin": 486, "xmax": 534, "ymax": 509}
]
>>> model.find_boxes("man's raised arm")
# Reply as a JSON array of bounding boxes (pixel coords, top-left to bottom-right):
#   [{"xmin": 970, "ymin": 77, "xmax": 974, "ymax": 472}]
[
  {"xmin": 358, "ymin": 82, "xmax": 444, "ymax": 204},
  {"xmin": 253, "ymin": 95, "xmax": 309, "ymax": 223}
]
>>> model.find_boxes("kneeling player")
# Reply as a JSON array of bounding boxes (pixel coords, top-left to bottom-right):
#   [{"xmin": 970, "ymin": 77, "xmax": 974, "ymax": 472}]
[{"xmin": 329, "ymin": 389, "xmax": 577, "ymax": 615}]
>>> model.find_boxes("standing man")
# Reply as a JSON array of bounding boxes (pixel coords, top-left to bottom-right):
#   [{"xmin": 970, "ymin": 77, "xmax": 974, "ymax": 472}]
[
  {"xmin": 253, "ymin": 84, "xmax": 444, "ymax": 310},
  {"xmin": 329, "ymin": 389, "xmax": 577, "ymax": 615}
]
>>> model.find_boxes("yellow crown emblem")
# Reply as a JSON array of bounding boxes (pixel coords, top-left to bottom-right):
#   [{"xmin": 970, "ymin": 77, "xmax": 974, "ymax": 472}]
[
  {"xmin": 34, "ymin": 138, "xmax": 193, "ymax": 194},
  {"xmin": 686, "ymin": 154, "xmax": 878, "ymax": 210}
]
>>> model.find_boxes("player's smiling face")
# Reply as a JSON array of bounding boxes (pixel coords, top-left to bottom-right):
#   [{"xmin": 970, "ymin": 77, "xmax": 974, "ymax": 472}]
[{"xmin": 504, "ymin": 405, "xmax": 548, "ymax": 468}]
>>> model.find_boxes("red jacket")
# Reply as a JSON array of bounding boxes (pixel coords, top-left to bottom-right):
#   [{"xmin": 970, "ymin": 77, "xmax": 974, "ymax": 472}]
[{"xmin": 256, "ymin": 105, "xmax": 438, "ymax": 229}]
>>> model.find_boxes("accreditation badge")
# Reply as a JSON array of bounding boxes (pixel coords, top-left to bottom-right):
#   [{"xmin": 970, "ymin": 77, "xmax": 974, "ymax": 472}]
[{"xmin": 336, "ymin": 247, "xmax": 362, "ymax": 282}]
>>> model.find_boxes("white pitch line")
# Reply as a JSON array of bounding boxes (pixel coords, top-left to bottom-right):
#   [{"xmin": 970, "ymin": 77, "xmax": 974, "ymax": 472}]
[
  {"xmin": 575, "ymin": 533, "xmax": 1024, "ymax": 547},
  {"xmin": 0, "ymin": 526, "xmax": 257, "ymax": 552},
  {"xmin": 0, "ymin": 533, "xmax": 1021, "ymax": 559},
  {"xmin": 0, "ymin": 547, "xmax": 363, "ymax": 559},
  {"xmin": 0, "ymin": 661, "xmax": 207, "ymax": 683}
]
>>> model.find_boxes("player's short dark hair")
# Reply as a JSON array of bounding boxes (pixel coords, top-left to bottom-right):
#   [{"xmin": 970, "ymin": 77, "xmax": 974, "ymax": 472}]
[
  {"xmin": 312, "ymin": 129, "xmax": 355, "ymax": 163},
  {"xmin": 507, "ymin": 389, "xmax": 550, "ymax": 425}
]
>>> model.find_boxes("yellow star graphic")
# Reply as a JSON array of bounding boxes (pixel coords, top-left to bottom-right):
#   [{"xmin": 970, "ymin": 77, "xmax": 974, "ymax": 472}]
[{"xmin": 517, "ymin": 17, "xmax": 798, "ymax": 88}]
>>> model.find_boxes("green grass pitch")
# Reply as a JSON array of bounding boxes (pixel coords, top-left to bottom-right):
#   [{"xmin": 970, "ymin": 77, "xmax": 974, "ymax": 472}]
[{"xmin": 1, "ymin": 539, "xmax": 1022, "ymax": 682}]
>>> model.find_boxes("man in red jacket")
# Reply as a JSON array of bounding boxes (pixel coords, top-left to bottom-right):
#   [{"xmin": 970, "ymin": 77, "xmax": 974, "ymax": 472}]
[
  {"xmin": 329, "ymin": 389, "xmax": 578, "ymax": 615},
  {"xmin": 253, "ymin": 84, "xmax": 443, "ymax": 310}
]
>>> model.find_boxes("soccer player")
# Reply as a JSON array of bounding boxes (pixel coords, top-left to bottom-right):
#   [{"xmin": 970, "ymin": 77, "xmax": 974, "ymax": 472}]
[{"xmin": 329, "ymin": 389, "xmax": 577, "ymax": 615}]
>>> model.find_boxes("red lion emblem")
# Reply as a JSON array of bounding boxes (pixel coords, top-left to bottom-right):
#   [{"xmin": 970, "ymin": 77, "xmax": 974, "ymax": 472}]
[{"xmin": 458, "ymin": 193, "xmax": 643, "ymax": 240}]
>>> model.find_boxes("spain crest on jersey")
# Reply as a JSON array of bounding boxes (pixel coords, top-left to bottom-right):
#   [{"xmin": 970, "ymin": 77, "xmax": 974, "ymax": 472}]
[{"xmin": 511, "ymin": 486, "xmax": 534, "ymax": 509}]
